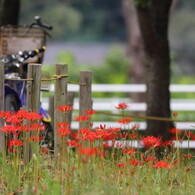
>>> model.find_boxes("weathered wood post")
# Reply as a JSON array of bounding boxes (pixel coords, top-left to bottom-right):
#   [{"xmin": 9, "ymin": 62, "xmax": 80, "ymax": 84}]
[
  {"xmin": 79, "ymin": 71, "xmax": 92, "ymax": 129},
  {"xmin": 67, "ymin": 92, "xmax": 74, "ymax": 124},
  {"xmin": 24, "ymin": 63, "xmax": 42, "ymax": 163},
  {"xmin": 54, "ymin": 64, "xmax": 68, "ymax": 156},
  {"xmin": 48, "ymin": 96, "xmax": 54, "ymax": 128},
  {"xmin": 0, "ymin": 61, "xmax": 5, "ymax": 152}
]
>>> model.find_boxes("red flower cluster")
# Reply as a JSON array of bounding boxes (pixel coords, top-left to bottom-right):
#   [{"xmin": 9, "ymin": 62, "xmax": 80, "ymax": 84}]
[
  {"xmin": 75, "ymin": 115, "xmax": 90, "ymax": 122},
  {"xmin": 8, "ymin": 139, "xmax": 23, "ymax": 147},
  {"xmin": 141, "ymin": 136, "xmax": 161, "ymax": 149},
  {"xmin": 58, "ymin": 105, "xmax": 73, "ymax": 112},
  {"xmin": 115, "ymin": 103, "xmax": 129, "ymax": 110},
  {"xmin": 0, "ymin": 110, "xmax": 45, "ymax": 152},
  {"xmin": 57, "ymin": 122, "xmax": 71, "ymax": 137},
  {"xmin": 152, "ymin": 161, "xmax": 171, "ymax": 169},
  {"xmin": 86, "ymin": 110, "xmax": 95, "ymax": 115},
  {"xmin": 117, "ymin": 118, "xmax": 132, "ymax": 125}
]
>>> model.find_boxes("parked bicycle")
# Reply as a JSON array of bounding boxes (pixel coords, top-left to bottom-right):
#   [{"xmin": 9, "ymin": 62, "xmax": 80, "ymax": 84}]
[{"xmin": 0, "ymin": 16, "xmax": 54, "ymax": 150}]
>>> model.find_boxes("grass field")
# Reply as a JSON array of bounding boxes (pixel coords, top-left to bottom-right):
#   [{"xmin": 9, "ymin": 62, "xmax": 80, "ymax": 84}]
[{"xmin": 0, "ymin": 104, "xmax": 194, "ymax": 195}]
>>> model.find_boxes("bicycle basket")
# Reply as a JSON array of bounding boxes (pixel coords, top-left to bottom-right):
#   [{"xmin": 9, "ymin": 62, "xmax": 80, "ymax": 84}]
[{"xmin": 0, "ymin": 26, "xmax": 46, "ymax": 63}]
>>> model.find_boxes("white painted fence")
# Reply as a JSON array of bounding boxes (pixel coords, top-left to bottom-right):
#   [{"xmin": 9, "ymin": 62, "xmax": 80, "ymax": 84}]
[
  {"xmin": 41, "ymin": 84, "xmax": 195, "ymax": 148},
  {"xmin": 42, "ymin": 83, "xmax": 195, "ymax": 129}
]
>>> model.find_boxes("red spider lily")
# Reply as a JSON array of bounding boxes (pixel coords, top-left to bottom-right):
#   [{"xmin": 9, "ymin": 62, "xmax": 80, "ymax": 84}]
[
  {"xmin": 29, "ymin": 123, "xmax": 45, "ymax": 131},
  {"xmin": 86, "ymin": 110, "xmax": 95, "ymax": 115},
  {"xmin": 161, "ymin": 140, "xmax": 175, "ymax": 147},
  {"xmin": 117, "ymin": 118, "xmax": 132, "ymax": 124},
  {"xmin": 99, "ymin": 124, "xmax": 106, "ymax": 130},
  {"xmin": 56, "ymin": 122, "xmax": 70, "ymax": 128},
  {"xmin": 152, "ymin": 161, "xmax": 171, "ymax": 169},
  {"xmin": 182, "ymin": 154, "xmax": 193, "ymax": 159},
  {"xmin": 27, "ymin": 112, "xmax": 42, "ymax": 121},
  {"xmin": 168, "ymin": 127, "xmax": 182, "ymax": 134},
  {"xmin": 78, "ymin": 128, "xmax": 91, "ymax": 137},
  {"xmin": 117, "ymin": 163, "xmax": 126, "ymax": 168},
  {"xmin": 78, "ymin": 128, "xmax": 98, "ymax": 141},
  {"xmin": 6, "ymin": 115, "xmax": 21, "ymax": 124},
  {"xmin": 185, "ymin": 168, "xmax": 191, "ymax": 172},
  {"xmin": 41, "ymin": 147, "xmax": 48, "ymax": 154},
  {"xmin": 119, "ymin": 132, "xmax": 128, "ymax": 139},
  {"xmin": 15, "ymin": 124, "xmax": 28, "ymax": 132},
  {"xmin": 122, "ymin": 148, "xmax": 135, "ymax": 154},
  {"xmin": 28, "ymin": 136, "xmax": 44, "ymax": 142},
  {"xmin": 95, "ymin": 129, "xmax": 117, "ymax": 141},
  {"xmin": 115, "ymin": 103, "xmax": 128, "ymax": 110},
  {"xmin": 67, "ymin": 140, "xmax": 79, "ymax": 147},
  {"xmin": 184, "ymin": 131, "xmax": 193, "ymax": 138},
  {"xmin": 173, "ymin": 112, "xmax": 178, "ymax": 117},
  {"xmin": 84, "ymin": 131, "xmax": 98, "ymax": 142},
  {"xmin": 58, "ymin": 105, "xmax": 73, "ymax": 112},
  {"xmin": 141, "ymin": 154, "xmax": 156, "ymax": 162},
  {"xmin": 58, "ymin": 127, "xmax": 71, "ymax": 137},
  {"xmin": 141, "ymin": 136, "xmax": 161, "ymax": 149},
  {"xmin": 16, "ymin": 110, "xmax": 29, "ymax": 119},
  {"xmin": 75, "ymin": 115, "xmax": 90, "ymax": 121},
  {"xmin": 129, "ymin": 159, "xmax": 141, "ymax": 166},
  {"xmin": 129, "ymin": 133, "xmax": 137, "ymax": 138},
  {"xmin": 1, "ymin": 125, "xmax": 18, "ymax": 134},
  {"xmin": 8, "ymin": 139, "xmax": 23, "ymax": 147},
  {"xmin": 79, "ymin": 147, "xmax": 97, "ymax": 156},
  {"xmin": 0, "ymin": 111, "xmax": 12, "ymax": 119},
  {"xmin": 108, "ymin": 127, "xmax": 121, "ymax": 133}
]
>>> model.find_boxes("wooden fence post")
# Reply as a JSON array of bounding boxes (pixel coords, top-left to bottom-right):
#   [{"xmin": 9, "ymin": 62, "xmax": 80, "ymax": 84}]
[
  {"xmin": 48, "ymin": 96, "xmax": 54, "ymax": 128},
  {"xmin": 54, "ymin": 64, "xmax": 68, "ymax": 156},
  {"xmin": 24, "ymin": 63, "xmax": 42, "ymax": 163},
  {"xmin": 79, "ymin": 71, "xmax": 92, "ymax": 129},
  {"xmin": 0, "ymin": 61, "xmax": 5, "ymax": 153},
  {"xmin": 67, "ymin": 92, "xmax": 74, "ymax": 124}
]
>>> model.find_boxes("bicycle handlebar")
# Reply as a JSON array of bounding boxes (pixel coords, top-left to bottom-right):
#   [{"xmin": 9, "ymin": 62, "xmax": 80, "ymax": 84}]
[{"xmin": 34, "ymin": 16, "xmax": 53, "ymax": 30}]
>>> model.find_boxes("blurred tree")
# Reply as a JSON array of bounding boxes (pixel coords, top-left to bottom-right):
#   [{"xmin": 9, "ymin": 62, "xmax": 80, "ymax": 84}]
[
  {"xmin": 70, "ymin": 0, "xmax": 125, "ymax": 40},
  {"xmin": 20, "ymin": 1, "xmax": 82, "ymax": 40},
  {"xmin": 122, "ymin": 0, "xmax": 145, "ymax": 103},
  {"xmin": 134, "ymin": 0, "xmax": 174, "ymax": 140},
  {"xmin": 0, "ymin": 0, "xmax": 20, "ymax": 26}
]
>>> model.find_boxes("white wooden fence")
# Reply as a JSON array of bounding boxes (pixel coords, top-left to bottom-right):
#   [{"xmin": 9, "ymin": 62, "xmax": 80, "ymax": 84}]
[
  {"xmin": 41, "ymin": 83, "xmax": 195, "ymax": 148},
  {"xmin": 42, "ymin": 83, "xmax": 195, "ymax": 128}
]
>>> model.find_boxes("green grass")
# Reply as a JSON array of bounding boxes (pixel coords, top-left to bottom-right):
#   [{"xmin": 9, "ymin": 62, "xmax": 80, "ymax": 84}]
[{"xmin": 0, "ymin": 109, "xmax": 195, "ymax": 194}]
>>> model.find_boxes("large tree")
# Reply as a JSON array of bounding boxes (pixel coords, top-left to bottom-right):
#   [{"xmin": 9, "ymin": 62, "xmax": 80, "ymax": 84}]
[
  {"xmin": 133, "ymin": 0, "xmax": 174, "ymax": 140},
  {"xmin": 0, "ymin": 0, "xmax": 20, "ymax": 26},
  {"xmin": 122, "ymin": 0, "xmax": 145, "ymax": 103}
]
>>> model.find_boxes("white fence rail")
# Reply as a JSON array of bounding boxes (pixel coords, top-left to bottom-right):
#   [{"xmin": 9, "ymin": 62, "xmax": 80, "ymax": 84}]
[
  {"xmin": 42, "ymin": 84, "xmax": 195, "ymax": 148},
  {"xmin": 50, "ymin": 84, "xmax": 195, "ymax": 93},
  {"xmin": 42, "ymin": 84, "xmax": 195, "ymax": 131}
]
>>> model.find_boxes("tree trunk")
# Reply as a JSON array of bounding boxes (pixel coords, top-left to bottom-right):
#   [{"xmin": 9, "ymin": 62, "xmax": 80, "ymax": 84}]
[
  {"xmin": 134, "ymin": 0, "xmax": 174, "ymax": 140},
  {"xmin": 0, "ymin": 0, "xmax": 20, "ymax": 26},
  {"xmin": 122, "ymin": 0, "xmax": 145, "ymax": 102}
]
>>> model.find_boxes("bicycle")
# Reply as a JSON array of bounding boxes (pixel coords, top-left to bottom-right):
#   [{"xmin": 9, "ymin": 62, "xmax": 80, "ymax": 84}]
[{"xmin": 0, "ymin": 16, "xmax": 54, "ymax": 150}]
